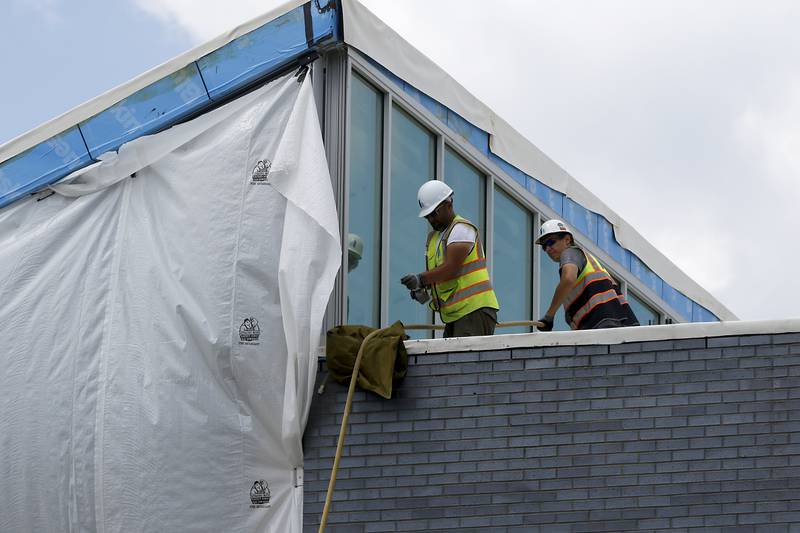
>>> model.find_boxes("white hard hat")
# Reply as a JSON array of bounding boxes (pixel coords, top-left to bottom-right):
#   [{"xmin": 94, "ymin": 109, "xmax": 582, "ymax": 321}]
[
  {"xmin": 535, "ymin": 219, "xmax": 572, "ymax": 245},
  {"xmin": 347, "ymin": 233, "xmax": 364, "ymax": 259},
  {"xmin": 417, "ymin": 180, "xmax": 453, "ymax": 217}
]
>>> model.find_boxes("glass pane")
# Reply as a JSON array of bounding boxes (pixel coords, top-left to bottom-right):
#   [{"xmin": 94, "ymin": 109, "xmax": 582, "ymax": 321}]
[
  {"xmin": 389, "ymin": 106, "xmax": 435, "ymax": 337},
  {"xmin": 628, "ymin": 290, "xmax": 659, "ymax": 326},
  {"xmin": 492, "ymin": 187, "xmax": 532, "ymax": 333},
  {"xmin": 347, "ymin": 74, "xmax": 382, "ymax": 327},
  {"xmin": 444, "ymin": 146, "xmax": 485, "ymax": 242},
  {"xmin": 539, "ymin": 248, "xmax": 571, "ymax": 331}
]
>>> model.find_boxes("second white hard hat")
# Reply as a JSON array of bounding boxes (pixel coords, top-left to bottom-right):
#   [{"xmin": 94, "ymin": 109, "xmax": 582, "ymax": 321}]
[
  {"xmin": 535, "ymin": 219, "xmax": 572, "ymax": 244},
  {"xmin": 347, "ymin": 233, "xmax": 364, "ymax": 259},
  {"xmin": 417, "ymin": 180, "xmax": 453, "ymax": 217}
]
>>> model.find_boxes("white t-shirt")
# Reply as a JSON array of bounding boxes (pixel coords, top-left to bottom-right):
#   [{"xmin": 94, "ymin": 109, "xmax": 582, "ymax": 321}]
[
  {"xmin": 437, "ymin": 222, "xmax": 477, "ymax": 255},
  {"xmin": 447, "ymin": 223, "xmax": 477, "ymax": 245}
]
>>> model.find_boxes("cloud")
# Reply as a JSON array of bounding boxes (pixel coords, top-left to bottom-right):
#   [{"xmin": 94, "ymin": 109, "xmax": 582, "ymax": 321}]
[
  {"xmin": 132, "ymin": 0, "xmax": 273, "ymax": 42},
  {"xmin": 736, "ymin": 82, "xmax": 800, "ymax": 197},
  {"xmin": 13, "ymin": 0, "xmax": 63, "ymax": 24}
]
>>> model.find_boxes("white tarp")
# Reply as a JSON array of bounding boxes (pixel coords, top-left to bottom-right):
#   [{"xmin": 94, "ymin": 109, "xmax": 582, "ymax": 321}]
[{"xmin": 0, "ymin": 70, "xmax": 340, "ymax": 532}]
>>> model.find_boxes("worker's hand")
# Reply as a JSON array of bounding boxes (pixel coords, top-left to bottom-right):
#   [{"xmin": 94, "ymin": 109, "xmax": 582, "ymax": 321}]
[
  {"xmin": 537, "ymin": 315, "xmax": 554, "ymax": 332},
  {"xmin": 410, "ymin": 288, "xmax": 430, "ymax": 305},
  {"xmin": 400, "ymin": 273, "xmax": 423, "ymax": 290}
]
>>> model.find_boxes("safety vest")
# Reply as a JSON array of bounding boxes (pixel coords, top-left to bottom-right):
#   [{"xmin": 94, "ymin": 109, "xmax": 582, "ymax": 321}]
[
  {"xmin": 563, "ymin": 248, "xmax": 638, "ymax": 330},
  {"xmin": 425, "ymin": 216, "xmax": 499, "ymax": 323}
]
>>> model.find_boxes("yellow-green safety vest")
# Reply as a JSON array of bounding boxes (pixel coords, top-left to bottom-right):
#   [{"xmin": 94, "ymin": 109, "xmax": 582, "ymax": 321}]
[{"xmin": 425, "ymin": 215, "xmax": 499, "ymax": 323}]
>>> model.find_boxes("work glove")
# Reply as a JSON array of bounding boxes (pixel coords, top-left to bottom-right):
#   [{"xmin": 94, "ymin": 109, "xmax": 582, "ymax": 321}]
[
  {"xmin": 400, "ymin": 273, "xmax": 423, "ymax": 291},
  {"xmin": 537, "ymin": 315, "xmax": 554, "ymax": 332},
  {"xmin": 410, "ymin": 288, "xmax": 430, "ymax": 305}
]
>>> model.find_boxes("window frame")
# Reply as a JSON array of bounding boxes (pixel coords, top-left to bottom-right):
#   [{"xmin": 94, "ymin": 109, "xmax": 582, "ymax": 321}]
[{"xmin": 345, "ymin": 48, "xmax": 686, "ymax": 326}]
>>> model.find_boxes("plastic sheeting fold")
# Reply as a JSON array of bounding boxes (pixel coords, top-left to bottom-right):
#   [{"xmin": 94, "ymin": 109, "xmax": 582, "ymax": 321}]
[{"xmin": 0, "ymin": 71, "xmax": 340, "ymax": 533}]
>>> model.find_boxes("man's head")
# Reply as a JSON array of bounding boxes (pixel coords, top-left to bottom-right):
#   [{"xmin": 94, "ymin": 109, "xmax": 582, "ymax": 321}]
[
  {"xmin": 536, "ymin": 219, "xmax": 574, "ymax": 262},
  {"xmin": 417, "ymin": 180, "xmax": 455, "ymax": 231}
]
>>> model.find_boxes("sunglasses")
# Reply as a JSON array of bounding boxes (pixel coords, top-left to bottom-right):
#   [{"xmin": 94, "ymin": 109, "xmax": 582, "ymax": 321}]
[
  {"xmin": 541, "ymin": 237, "xmax": 558, "ymax": 249},
  {"xmin": 425, "ymin": 203, "xmax": 445, "ymax": 220}
]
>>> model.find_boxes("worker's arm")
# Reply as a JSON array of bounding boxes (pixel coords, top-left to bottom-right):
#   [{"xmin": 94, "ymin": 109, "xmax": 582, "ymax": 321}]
[
  {"xmin": 420, "ymin": 242, "xmax": 471, "ymax": 286},
  {"xmin": 544, "ymin": 263, "xmax": 579, "ymax": 317}
]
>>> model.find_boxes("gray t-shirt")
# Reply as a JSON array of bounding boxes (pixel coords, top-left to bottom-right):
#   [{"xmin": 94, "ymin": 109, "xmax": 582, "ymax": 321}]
[{"xmin": 559, "ymin": 247, "xmax": 586, "ymax": 275}]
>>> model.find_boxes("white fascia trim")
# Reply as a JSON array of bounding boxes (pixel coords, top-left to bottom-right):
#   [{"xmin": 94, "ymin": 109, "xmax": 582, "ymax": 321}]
[{"xmin": 404, "ymin": 318, "xmax": 800, "ymax": 355}]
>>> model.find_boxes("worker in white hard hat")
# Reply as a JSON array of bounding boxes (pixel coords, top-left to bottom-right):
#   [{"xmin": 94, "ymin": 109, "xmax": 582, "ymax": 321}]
[
  {"xmin": 536, "ymin": 219, "xmax": 639, "ymax": 331},
  {"xmin": 400, "ymin": 180, "xmax": 500, "ymax": 337}
]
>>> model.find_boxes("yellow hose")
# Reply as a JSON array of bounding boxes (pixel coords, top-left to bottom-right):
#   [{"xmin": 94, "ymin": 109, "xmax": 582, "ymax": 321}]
[{"xmin": 318, "ymin": 327, "xmax": 384, "ymax": 533}]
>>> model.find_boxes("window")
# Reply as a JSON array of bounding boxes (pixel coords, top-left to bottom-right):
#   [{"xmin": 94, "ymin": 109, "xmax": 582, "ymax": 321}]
[
  {"xmin": 627, "ymin": 290, "xmax": 659, "ymax": 326},
  {"xmin": 347, "ymin": 74, "xmax": 382, "ymax": 326},
  {"xmin": 388, "ymin": 105, "xmax": 436, "ymax": 335},
  {"xmin": 444, "ymin": 146, "xmax": 485, "ymax": 242},
  {"xmin": 539, "ymin": 248, "xmax": 571, "ymax": 331},
  {"xmin": 492, "ymin": 187, "xmax": 532, "ymax": 333}
]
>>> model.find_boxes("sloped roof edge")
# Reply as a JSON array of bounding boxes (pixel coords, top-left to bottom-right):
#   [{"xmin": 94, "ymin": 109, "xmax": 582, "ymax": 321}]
[{"xmin": 0, "ymin": 0, "xmax": 736, "ymax": 320}]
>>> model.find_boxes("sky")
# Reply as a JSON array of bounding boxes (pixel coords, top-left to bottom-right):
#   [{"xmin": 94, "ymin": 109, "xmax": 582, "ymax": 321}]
[{"xmin": 2, "ymin": 0, "xmax": 799, "ymax": 321}]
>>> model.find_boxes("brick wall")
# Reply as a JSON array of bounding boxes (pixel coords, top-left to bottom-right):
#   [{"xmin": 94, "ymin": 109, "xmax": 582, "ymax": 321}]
[{"xmin": 303, "ymin": 332, "xmax": 800, "ymax": 532}]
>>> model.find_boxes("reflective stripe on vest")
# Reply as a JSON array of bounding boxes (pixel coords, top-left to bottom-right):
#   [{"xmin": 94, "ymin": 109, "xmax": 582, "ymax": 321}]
[
  {"xmin": 425, "ymin": 216, "xmax": 499, "ymax": 323},
  {"xmin": 562, "ymin": 248, "xmax": 627, "ymax": 329}
]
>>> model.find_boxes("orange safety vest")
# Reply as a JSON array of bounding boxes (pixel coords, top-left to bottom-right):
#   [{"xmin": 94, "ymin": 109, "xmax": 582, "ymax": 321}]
[{"xmin": 562, "ymin": 248, "xmax": 638, "ymax": 330}]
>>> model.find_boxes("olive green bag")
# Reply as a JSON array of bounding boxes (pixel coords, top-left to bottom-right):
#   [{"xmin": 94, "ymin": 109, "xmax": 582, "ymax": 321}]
[{"xmin": 325, "ymin": 321, "xmax": 409, "ymax": 399}]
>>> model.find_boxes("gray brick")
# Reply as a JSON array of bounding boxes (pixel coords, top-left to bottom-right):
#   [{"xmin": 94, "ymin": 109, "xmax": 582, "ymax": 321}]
[
  {"xmin": 739, "ymin": 334, "xmax": 772, "ymax": 345},
  {"xmin": 609, "ymin": 342, "xmax": 642, "ymax": 354},
  {"xmin": 512, "ymin": 347, "xmax": 544, "ymax": 359},
  {"xmin": 448, "ymin": 352, "xmax": 480, "ymax": 363},
  {"xmin": 479, "ymin": 350, "xmax": 512, "ymax": 361},
  {"xmin": 591, "ymin": 354, "xmax": 623, "ymax": 365},
  {"xmin": 674, "ymin": 360, "xmax": 706, "ymax": 372},
  {"xmin": 576, "ymin": 345, "xmax": 609, "ymax": 356},
  {"xmin": 772, "ymin": 333, "xmax": 800, "ymax": 344},
  {"xmin": 689, "ymin": 348, "xmax": 722, "ymax": 360},
  {"xmin": 657, "ymin": 350, "xmax": 690, "ymax": 362},
  {"xmin": 707, "ymin": 336, "xmax": 740, "ymax": 347},
  {"xmin": 525, "ymin": 358, "xmax": 557, "ymax": 369},
  {"xmin": 675, "ymin": 338, "xmax": 707, "ymax": 349},
  {"xmin": 542, "ymin": 345, "xmax": 576, "ymax": 357}
]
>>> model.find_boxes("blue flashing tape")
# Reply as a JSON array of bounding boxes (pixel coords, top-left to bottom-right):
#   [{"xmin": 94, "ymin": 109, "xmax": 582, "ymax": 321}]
[
  {"xmin": 630, "ymin": 254, "xmax": 663, "ymax": 297},
  {"xmin": 199, "ymin": 1, "xmax": 336, "ymax": 101},
  {"xmin": 0, "ymin": 127, "xmax": 92, "ymax": 209},
  {"xmin": 447, "ymin": 110, "xmax": 489, "ymax": 155},
  {"xmin": 564, "ymin": 197, "xmax": 598, "ymax": 244},
  {"xmin": 529, "ymin": 178, "xmax": 564, "ymax": 215},
  {"xmin": 80, "ymin": 64, "xmax": 211, "ymax": 159},
  {"xmin": 661, "ymin": 282, "xmax": 693, "ymax": 321},
  {"xmin": 596, "ymin": 216, "xmax": 631, "ymax": 270},
  {"xmin": 692, "ymin": 302, "xmax": 718, "ymax": 323}
]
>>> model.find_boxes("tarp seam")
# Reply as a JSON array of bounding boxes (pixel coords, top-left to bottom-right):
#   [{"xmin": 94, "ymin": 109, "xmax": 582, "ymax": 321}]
[{"xmin": 92, "ymin": 179, "xmax": 133, "ymax": 533}]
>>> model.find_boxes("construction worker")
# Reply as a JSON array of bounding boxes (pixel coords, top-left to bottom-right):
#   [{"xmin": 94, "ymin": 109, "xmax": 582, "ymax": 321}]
[
  {"xmin": 537, "ymin": 219, "xmax": 639, "ymax": 331},
  {"xmin": 400, "ymin": 180, "xmax": 499, "ymax": 337}
]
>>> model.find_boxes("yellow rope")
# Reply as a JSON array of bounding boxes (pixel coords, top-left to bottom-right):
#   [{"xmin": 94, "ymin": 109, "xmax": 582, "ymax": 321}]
[
  {"xmin": 404, "ymin": 320, "xmax": 544, "ymax": 330},
  {"xmin": 318, "ymin": 327, "xmax": 384, "ymax": 533}
]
